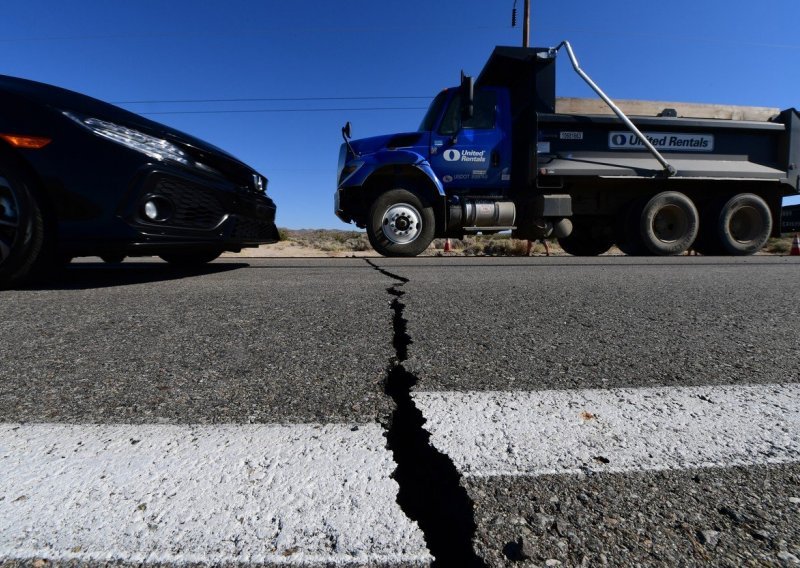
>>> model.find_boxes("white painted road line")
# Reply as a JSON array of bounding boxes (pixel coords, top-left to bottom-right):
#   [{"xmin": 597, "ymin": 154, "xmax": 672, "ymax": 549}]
[
  {"xmin": 414, "ymin": 383, "xmax": 800, "ymax": 478},
  {"xmin": 0, "ymin": 423, "xmax": 430, "ymax": 565}
]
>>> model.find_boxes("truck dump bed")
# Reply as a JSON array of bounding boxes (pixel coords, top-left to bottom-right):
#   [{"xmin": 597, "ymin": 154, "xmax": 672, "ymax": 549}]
[
  {"xmin": 475, "ymin": 45, "xmax": 800, "ymax": 194},
  {"xmin": 537, "ymin": 111, "xmax": 793, "ymax": 182}
]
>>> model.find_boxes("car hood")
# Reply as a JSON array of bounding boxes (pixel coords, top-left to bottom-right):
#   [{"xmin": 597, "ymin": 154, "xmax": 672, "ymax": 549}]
[{"xmin": 0, "ymin": 74, "xmax": 244, "ymax": 166}]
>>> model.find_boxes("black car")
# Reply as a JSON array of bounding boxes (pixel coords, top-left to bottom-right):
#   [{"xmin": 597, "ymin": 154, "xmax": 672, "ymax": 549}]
[{"xmin": 0, "ymin": 75, "xmax": 278, "ymax": 287}]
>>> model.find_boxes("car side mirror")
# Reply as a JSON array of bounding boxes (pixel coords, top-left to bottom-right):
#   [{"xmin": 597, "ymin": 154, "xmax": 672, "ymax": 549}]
[{"xmin": 460, "ymin": 71, "xmax": 474, "ymax": 120}]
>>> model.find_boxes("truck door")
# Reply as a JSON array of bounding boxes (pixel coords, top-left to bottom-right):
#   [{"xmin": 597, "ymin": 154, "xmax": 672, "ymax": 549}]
[{"xmin": 428, "ymin": 88, "xmax": 510, "ymax": 193}]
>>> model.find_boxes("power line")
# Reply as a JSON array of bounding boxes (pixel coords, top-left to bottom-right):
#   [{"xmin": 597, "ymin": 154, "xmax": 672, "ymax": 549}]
[
  {"xmin": 0, "ymin": 25, "xmax": 508, "ymax": 43},
  {"xmin": 114, "ymin": 96, "xmax": 430, "ymax": 104}
]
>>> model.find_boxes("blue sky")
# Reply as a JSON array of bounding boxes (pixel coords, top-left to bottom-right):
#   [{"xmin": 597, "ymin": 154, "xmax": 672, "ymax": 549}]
[{"xmin": 3, "ymin": 0, "xmax": 800, "ymax": 228}]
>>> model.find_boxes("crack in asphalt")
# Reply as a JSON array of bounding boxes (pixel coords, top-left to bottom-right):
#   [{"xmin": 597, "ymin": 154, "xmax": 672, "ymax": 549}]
[{"xmin": 365, "ymin": 259, "xmax": 486, "ymax": 568}]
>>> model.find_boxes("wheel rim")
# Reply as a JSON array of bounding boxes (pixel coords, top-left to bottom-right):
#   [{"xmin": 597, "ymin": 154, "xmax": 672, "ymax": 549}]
[
  {"xmin": 729, "ymin": 205, "xmax": 762, "ymax": 243},
  {"xmin": 381, "ymin": 203, "xmax": 422, "ymax": 244},
  {"xmin": 0, "ymin": 176, "xmax": 21, "ymax": 266},
  {"xmin": 652, "ymin": 204, "xmax": 689, "ymax": 243}
]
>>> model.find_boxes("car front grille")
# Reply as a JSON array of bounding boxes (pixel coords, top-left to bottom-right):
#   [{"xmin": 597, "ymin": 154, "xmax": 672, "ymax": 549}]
[
  {"xmin": 230, "ymin": 216, "xmax": 279, "ymax": 241},
  {"xmin": 150, "ymin": 177, "xmax": 226, "ymax": 230}
]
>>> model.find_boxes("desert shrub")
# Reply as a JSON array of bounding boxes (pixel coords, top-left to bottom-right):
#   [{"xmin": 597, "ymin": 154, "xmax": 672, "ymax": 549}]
[
  {"xmin": 766, "ymin": 238, "xmax": 791, "ymax": 254},
  {"xmin": 482, "ymin": 238, "xmax": 530, "ymax": 256},
  {"xmin": 463, "ymin": 243, "xmax": 484, "ymax": 256}
]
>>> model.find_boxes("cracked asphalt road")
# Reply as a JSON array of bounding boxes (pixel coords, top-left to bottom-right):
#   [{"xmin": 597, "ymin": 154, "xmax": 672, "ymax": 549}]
[{"xmin": 1, "ymin": 256, "xmax": 799, "ymax": 567}]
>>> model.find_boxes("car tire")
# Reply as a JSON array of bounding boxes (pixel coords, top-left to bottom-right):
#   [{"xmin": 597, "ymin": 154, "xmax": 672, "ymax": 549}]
[
  {"xmin": 0, "ymin": 166, "xmax": 46, "ymax": 289},
  {"xmin": 558, "ymin": 216, "xmax": 614, "ymax": 256},
  {"xmin": 639, "ymin": 191, "xmax": 699, "ymax": 255},
  {"xmin": 367, "ymin": 188, "xmax": 435, "ymax": 257},
  {"xmin": 159, "ymin": 250, "xmax": 223, "ymax": 266}
]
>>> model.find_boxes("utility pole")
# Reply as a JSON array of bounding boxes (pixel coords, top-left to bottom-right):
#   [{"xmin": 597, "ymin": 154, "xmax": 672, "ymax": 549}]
[{"xmin": 522, "ymin": 0, "xmax": 531, "ymax": 47}]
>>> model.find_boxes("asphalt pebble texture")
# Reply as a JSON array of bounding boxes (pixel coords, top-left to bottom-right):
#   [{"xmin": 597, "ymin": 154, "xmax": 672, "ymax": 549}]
[
  {"xmin": 0, "ymin": 259, "xmax": 394, "ymax": 424},
  {"xmin": 466, "ymin": 464, "xmax": 800, "ymax": 567},
  {"xmin": 379, "ymin": 256, "xmax": 800, "ymax": 391}
]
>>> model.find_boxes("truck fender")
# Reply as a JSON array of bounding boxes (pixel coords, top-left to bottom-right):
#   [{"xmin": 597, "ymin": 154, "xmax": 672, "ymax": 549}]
[{"xmin": 345, "ymin": 149, "xmax": 445, "ymax": 197}]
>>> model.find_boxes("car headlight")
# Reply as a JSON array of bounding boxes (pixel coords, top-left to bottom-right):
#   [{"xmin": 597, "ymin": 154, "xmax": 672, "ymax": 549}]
[{"xmin": 63, "ymin": 112, "xmax": 190, "ymax": 166}]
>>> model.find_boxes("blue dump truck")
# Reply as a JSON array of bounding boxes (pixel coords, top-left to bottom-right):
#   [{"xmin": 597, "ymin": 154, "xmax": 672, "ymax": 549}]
[{"xmin": 335, "ymin": 43, "xmax": 800, "ymax": 256}]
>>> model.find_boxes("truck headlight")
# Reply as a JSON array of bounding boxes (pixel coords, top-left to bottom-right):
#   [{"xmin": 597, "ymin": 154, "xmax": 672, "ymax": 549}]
[{"xmin": 64, "ymin": 112, "xmax": 190, "ymax": 166}]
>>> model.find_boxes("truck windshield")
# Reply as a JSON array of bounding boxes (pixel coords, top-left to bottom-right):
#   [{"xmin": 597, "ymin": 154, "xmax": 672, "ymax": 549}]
[{"xmin": 418, "ymin": 91, "xmax": 450, "ymax": 132}]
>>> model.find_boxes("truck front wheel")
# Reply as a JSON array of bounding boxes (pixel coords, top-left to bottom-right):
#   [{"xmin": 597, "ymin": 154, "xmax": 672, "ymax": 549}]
[{"xmin": 367, "ymin": 189, "xmax": 435, "ymax": 257}]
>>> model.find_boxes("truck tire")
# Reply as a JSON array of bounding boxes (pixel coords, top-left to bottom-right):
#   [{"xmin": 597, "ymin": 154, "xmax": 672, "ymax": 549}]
[
  {"xmin": 558, "ymin": 217, "xmax": 614, "ymax": 256},
  {"xmin": 367, "ymin": 188, "xmax": 435, "ymax": 257},
  {"xmin": 717, "ymin": 193, "xmax": 772, "ymax": 255},
  {"xmin": 695, "ymin": 194, "xmax": 772, "ymax": 256},
  {"xmin": 0, "ymin": 167, "xmax": 46, "ymax": 289},
  {"xmin": 639, "ymin": 191, "xmax": 699, "ymax": 255}
]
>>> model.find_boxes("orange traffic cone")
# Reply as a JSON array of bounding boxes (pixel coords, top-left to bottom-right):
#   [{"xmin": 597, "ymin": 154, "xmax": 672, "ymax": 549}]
[
  {"xmin": 791, "ymin": 233, "xmax": 800, "ymax": 256},
  {"xmin": 444, "ymin": 238, "xmax": 452, "ymax": 253}
]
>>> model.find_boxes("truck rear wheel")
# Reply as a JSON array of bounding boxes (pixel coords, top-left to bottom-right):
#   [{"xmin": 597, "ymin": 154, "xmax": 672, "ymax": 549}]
[
  {"xmin": 558, "ymin": 217, "xmax": 614, "ymax": 256},
  {"xmin": 0, "ymin": 167, "xmax": 46, "ymax": 289},
  {"xmin": 695, "ymin": 194, "xmax": 772, "ymax": 256},
  {"xmin": 639, "ymin": 191, "xmax": 699, "ymax": 255},
  {"xmin": 717, "ymin": 193, "xmax": 772, "ymax": 255},
  {"xmin": 367, "ymin": 189, "xmax": 435, "ymax": 257}
]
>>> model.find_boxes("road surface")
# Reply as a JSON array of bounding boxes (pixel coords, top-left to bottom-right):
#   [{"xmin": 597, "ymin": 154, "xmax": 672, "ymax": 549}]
[{"xmin": 1, "ymin": 256, "xmax": 798, "ymax": 567}]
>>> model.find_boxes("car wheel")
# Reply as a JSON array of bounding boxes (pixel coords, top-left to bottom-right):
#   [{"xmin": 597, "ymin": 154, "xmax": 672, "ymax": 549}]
[
  {"xmin": 367, "ymin": 188, "xmax": 435, "ymax": 257},
  {"xmin": 0, "ymin": 167, "xmax": 45, "ymax": 289},
  {"xmin": 557, "ymin": 217, "xmax": 614, "ymax": 256},
  {"xmin": 639, "ymin": 191, "xmax": 699, "ymax": 255},
  {"xmin": 158, "ymin": 250, "xmax": 223, "ymax": 266}
]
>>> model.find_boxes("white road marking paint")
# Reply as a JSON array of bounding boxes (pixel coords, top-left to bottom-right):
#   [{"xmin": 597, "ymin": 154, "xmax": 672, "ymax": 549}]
[
  {"xmin": 0, "ymin": 423, "xmax": 430, "ymax": 565},
  {"xmin": 414, "ymin": 383, "xmax": 800, "ymax": 478}
]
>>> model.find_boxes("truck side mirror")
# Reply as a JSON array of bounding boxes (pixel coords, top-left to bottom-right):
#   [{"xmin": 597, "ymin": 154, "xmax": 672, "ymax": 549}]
[
  {"xmin": 342, "ymin": 121, "xmax": 352, "ymax": 139},
  {"xmin": 460, "ymin": 71, "xmax": 474, "ymax": 120}
]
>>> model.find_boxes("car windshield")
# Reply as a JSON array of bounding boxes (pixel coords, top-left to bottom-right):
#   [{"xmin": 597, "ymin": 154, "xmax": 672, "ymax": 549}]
[{"xmin": 418, "ymin": 90, "xmax": 450, "ymax": 132}]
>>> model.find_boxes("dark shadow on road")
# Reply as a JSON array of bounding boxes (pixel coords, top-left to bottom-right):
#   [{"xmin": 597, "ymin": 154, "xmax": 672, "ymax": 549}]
[{"xmin": 16, "ymin": 261, "xmax": 249, "ymax": 291}]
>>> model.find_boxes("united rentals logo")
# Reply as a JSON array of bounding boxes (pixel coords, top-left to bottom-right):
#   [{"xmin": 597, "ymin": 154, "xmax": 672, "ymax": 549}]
[
  {"xmin": 443, "ymin": 149, "xmax": 488, "ymax": 163},
  {"xmin": 443, "ymin": 149, "xmax": 461, "ymax": 161},
  {"xmin": 609, "ymin": 132, "xmax": 714, "ymax": 152}
]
